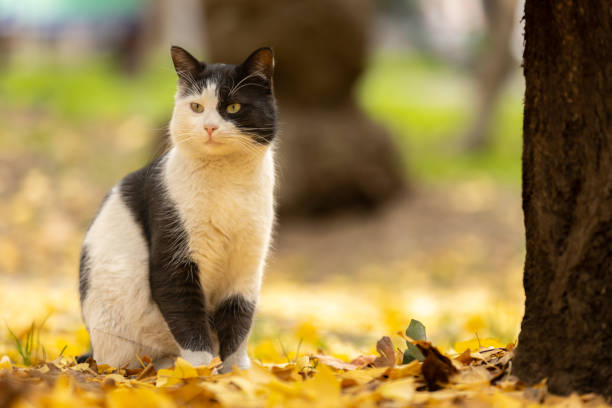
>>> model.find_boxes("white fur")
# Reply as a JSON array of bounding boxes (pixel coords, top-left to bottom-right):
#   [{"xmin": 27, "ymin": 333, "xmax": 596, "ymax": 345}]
[
  {"xmin": 82, "ymin": 80, "xmax": 275, "ymax": 369},
  {"xmin": 82, "ymin": 188, "xmax": 179, "ymax": 368},
  {"xmin": 180, "ymin": 349, "xmax": 214, "ymax": 367},
  {"xmin": 219, "ymin": 337, "xmax": 250, "ymax": 373},
  {"xmin": 167, "ymin": 81, "xmax": 275, "ymax": 308}
]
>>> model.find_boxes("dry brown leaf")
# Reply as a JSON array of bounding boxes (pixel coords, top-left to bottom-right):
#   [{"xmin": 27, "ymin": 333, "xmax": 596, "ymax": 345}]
[
  {"xmin": 416, "ymin": 341, "xmax": 458, "ymax": 391},
  {"xmin": 455, "ymin": 348, "xmax": 474, "ymax": 365},
  {"xmin": 373, "ymin": 336, "xmax": 396, "ymax": 368},
  {"xmin": 349, "ymin": 355, "xmax": 377, "ymax": 367},
  {"xmin": 312, "ymin": 354, "xmax": 361, "ymax": 371}
]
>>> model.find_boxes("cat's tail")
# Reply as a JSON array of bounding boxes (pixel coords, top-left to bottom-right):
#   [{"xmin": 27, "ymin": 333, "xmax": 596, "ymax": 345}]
[{"xmin": 75, "ymin": 352, "xmax": 93, "ymax": 364}]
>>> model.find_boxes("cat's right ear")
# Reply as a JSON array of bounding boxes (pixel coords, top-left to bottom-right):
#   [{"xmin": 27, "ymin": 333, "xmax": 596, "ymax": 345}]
[{"xmin": 170, "ymin": 46, "xmax": 202, "ymax": 79}]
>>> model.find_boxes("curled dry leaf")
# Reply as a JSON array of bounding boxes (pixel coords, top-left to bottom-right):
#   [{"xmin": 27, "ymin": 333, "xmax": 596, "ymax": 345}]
[{"xmin": 373, "ymin": 336, "xmax": 396, "ymax": 368}]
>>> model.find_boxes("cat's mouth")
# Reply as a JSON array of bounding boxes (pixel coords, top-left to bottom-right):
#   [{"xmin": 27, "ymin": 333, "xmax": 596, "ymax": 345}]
[{"xmin": 204, "ymin": 135, "xmax": 224, "ymax": 145}]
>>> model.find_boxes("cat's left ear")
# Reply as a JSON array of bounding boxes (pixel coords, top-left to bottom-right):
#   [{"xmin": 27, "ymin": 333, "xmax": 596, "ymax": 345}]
[{"xmin": 240, "ymin": 47, "xmax": 275, "ymax": 83}]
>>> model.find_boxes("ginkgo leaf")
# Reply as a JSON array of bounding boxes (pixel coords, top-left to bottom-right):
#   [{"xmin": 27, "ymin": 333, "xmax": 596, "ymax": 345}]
[
  {"xmin": 405, "ymin": 319, "xmax": 427, "ymax": 341},
  {"xmin": 377, "ymin": 378, "xmax": 415, "ymax": 402},
  {"xmin": 403, "ymin": 342, "xmax": 425, "ymax": 364}
]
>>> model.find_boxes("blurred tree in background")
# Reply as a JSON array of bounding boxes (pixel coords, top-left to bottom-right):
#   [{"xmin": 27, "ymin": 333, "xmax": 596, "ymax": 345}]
[
  {"xmin": 203, "ymin": 0, "xmax": 405, "ymax": 216},
  {"xmin": 460, "ymin": 0, "xmax": 519, "ymax": 151}
]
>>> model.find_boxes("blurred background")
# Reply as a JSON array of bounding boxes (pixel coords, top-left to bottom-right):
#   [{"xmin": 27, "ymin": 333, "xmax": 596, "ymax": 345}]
[{"xmin": 0, "ymin": 0, "xmax": 525, "ymax": 363}]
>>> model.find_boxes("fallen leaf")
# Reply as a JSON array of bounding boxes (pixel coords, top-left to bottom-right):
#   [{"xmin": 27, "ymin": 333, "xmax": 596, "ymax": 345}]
[
  {"xmin": 313, "ymin": 354, "xmax": 361, "ymax": 371},
  {"xmin": 455, "ymin": 348, "xmax": 474, "ymax": 365},
  {"xmin": 349, "ymin": 355, "xmax": 377, "ymax": 367},
  {"xmin": 377, "ymin": 378, "xmax": 415, "ymax": 402},
  {"xmin": 454, "ymin": 337, "xmax": 505, "ymax": 353},
  {"xmin": 403, "ymin": 342, "xmax": 425, "ymax": 364},
  {"xmin": 416, "ymin": 341, "xmax": 458, "ymax": 391},
  {"xmin": 373, "ymin": 336, "xmax": 396, "ymax": 368},
  {"xmin": 405, "ymin": 319, "xmax": 426, "ymax": 341},
  {"xmin": 385, "ymin": 360, "xmax": 421, "ymax": 380}
]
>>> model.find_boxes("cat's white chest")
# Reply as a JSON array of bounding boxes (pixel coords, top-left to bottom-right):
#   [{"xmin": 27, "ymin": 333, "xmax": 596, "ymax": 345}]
[{"xmin": 163, "ymin": 148, "xmax": 274, "ymax": 308}]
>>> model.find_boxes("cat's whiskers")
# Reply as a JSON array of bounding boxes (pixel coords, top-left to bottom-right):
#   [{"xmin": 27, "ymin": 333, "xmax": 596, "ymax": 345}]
[
  {"xmin": 228, "ymin": 71, "xmax": 265, "ymax": 96},
  {"xmin": 229, "ymin": 82, "xmax": 268, "ymax": 95}
]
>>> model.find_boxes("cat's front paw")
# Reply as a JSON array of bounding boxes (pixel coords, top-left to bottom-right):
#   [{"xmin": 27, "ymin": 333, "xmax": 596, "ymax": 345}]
[
  {"xmin": 181, "ymin": 349, "xmax": 213, "ymax": 367},
  {"xmin": 220, "ymin": 353, "xmax": 250, "ymax": 373}
]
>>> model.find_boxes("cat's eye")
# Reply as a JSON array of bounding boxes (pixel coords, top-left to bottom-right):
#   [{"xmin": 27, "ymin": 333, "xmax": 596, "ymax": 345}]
[
  {"xmin": 226, "ymin": 103, "xmax": 241, "ymax": 114},
  {"xmin": 190, "ymin": 102, "xmax": 204, "ymax": 113}
]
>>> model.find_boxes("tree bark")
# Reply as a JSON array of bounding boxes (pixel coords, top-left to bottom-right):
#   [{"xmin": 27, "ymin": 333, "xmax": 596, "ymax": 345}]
[{"xmin": 514, "ymin": 0, "xmax": 612, "ymax": 398}]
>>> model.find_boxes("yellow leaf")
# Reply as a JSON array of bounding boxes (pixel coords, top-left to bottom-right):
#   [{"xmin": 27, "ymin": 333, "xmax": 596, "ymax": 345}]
[
  {"xmin": 454, "ymin": 337, "xmax": 505, "ymax": 353},
  {"xmin": 196, "ymin": 356, "xmax": 222, "ymax": 376},
  {"xmin": 386, "ymin": 361, "xmax": 421, "ymax": 380},
  {"xmin": 487, "ymin": 391, "xmax": 524, "ymax": 408},
  {"xmin": 105, "ymin": 374, "xmax": 129, "ymax": 385},
  {"xmin": 296, "ymin": 355, "xmax": 311, "ymax": 372},
  {"xmin": 0, "ymin": 355, "xmax": 11, "ymax": 371},
  {"xmin": 464, "ymin": 315, "xmax": 486, "ymax": 333},
  {"xmin": 295, "ymin": 321, "xmax": 319, "ymax": 344},
  {"xmin": 38, "ymin": 375, "xmax": 83, "ymax": 408},
  {"xmin": 304, "ymin": 363, "xmax": 341, "ymax": 407},
  {"xmin": 71, "ymin": 363, "xmax": 90, "ymax": 372},
  {"xmin": 174, "ymin": 357, "xmax": 198, "ymax": 378},
  {"xmin": 107, "ymin": 388, "xmax": 174, "ymax": 408},
  {"xmin": 377, "ymin": 378, "xmax": 415, "ymax": 402},
  {"xmin": 339, "ymin": 368, "xmax": 386, "ymax": 387}
]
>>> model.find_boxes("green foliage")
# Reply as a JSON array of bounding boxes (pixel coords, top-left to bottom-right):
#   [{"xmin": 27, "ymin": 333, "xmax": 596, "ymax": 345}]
[
  {"xmin": 0, "ymin": 55, "xmax": 175, "ymax": 122},
  {"xmin": 402, "ymin": 319, "xmax": 427, "ymax": 364},
  {"xmin": 7, "ymin": 320, "xmax": 47, "ymax": 366},
  {"xmin": 403, "ymin": 342, "xmax": 425, "ymax": 364},
  {"xmin": 358, "ymin": 52, "xmax": 523, "ymax": 185},
  {"xmin": 405, "ymin": 319, "xmax": 426, "ymax": 341}
]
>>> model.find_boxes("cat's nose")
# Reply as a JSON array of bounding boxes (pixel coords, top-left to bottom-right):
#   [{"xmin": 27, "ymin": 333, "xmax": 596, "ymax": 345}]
[{"xmin": 204, "ymin": 125, "xmax": 218, "ymax": 137}]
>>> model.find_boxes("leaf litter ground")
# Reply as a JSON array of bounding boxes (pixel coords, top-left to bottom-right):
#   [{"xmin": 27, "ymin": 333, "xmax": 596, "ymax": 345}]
[{"xmin": 0, "ymin": 281, "xmax": 608, "ymax": 408}]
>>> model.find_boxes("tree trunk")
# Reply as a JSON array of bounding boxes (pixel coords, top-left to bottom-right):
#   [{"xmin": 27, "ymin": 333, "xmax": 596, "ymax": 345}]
[
  {"xmin": 514, "ymin": 0, "xmax": 612, "ymax": 398},
  {"xmin": 202, "ymin": 0, "xmax": 405, "ymax": 217}
]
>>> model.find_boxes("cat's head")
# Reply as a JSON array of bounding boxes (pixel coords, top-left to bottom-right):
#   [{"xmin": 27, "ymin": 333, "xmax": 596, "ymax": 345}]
[{"xmin": 169, "ymin": 46, "xmax": 277, "ymax": 157}]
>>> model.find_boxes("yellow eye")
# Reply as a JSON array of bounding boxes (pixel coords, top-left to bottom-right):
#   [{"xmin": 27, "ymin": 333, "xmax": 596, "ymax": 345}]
[
  {"xmin": 190, "ymin": 102, "xmax": 204, "ymax": 113},
  {"xmin": 226, "ymin": 103, "xmax": 241, "ymax": 113}
]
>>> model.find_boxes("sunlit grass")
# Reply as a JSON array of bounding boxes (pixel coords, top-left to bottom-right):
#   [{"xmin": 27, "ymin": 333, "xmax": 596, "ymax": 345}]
[{"xmin": 0, "ymin": 54, "xmax": 175, "ymax": 122}]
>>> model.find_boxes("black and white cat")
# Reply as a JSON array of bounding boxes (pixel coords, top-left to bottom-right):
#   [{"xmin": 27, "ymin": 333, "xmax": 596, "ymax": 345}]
[{"xmin": 79, "ymin": 46, "xmax": 277, "ymax": 372}]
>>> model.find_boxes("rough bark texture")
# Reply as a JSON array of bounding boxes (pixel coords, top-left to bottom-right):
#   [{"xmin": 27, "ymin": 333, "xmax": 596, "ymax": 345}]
[
  {"xmin": 514, "ymin": 0, "xmax": 612, "ymax": 398},
  {"xmin": 203, "ymin": 0, "xmax": 404, "ymax": 216}
]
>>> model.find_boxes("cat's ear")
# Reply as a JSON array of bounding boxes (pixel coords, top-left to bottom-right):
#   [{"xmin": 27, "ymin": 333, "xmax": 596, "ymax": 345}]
[
  {"xmin": 170, "ymin": 46, "xmax": 202, "ymax": 78},
  {"xmin": 240, "ymin": 47, "xmax": 274, "ymax": 82}
]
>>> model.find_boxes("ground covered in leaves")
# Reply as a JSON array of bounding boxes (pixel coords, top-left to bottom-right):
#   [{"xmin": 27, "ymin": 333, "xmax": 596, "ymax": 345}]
[
  {"xmin": 0, "ymin": 279, "xmax": 608, "ymax": 408},
  {"xmin": 1, "ymin": 333, "xmax": 608, "ymax": 407}
]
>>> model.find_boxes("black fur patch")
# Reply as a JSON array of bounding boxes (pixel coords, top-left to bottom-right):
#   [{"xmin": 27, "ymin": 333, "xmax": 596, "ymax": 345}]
[
  {"xmin": 119, "ymin": 158, "xmax": 213, "ymax": 352},
  {"xmin": 212, "ymin": 295, "xmax": 255, "ymax": 359},
  {"xmin": 78, "ymin": 246, "xmax": 90, "ymax": 304},
  {"xmin": 171, "ymin": 46, "xmax": 278, "ymax": 144}
]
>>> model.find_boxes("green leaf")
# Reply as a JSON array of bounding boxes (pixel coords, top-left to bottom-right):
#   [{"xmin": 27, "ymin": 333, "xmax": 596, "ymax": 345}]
[
  {"xmin": 405, "ymin": 319, "xmax": 426, "ymax": 341},
  {"xmin": 402, "ymin": 341, "xmax": 425, "ymax": 364}
]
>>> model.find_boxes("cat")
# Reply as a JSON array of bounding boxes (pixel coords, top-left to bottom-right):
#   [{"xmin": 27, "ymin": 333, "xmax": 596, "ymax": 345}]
[{"xmin": 78, "ymin": 45, "xmax": 277, "ymax": 372}]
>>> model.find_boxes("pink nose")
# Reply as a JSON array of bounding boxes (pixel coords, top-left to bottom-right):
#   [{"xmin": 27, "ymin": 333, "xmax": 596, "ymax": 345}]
[{"xmin": 204, "ymin": 125, "xmax": 218, "ymax": 137}]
